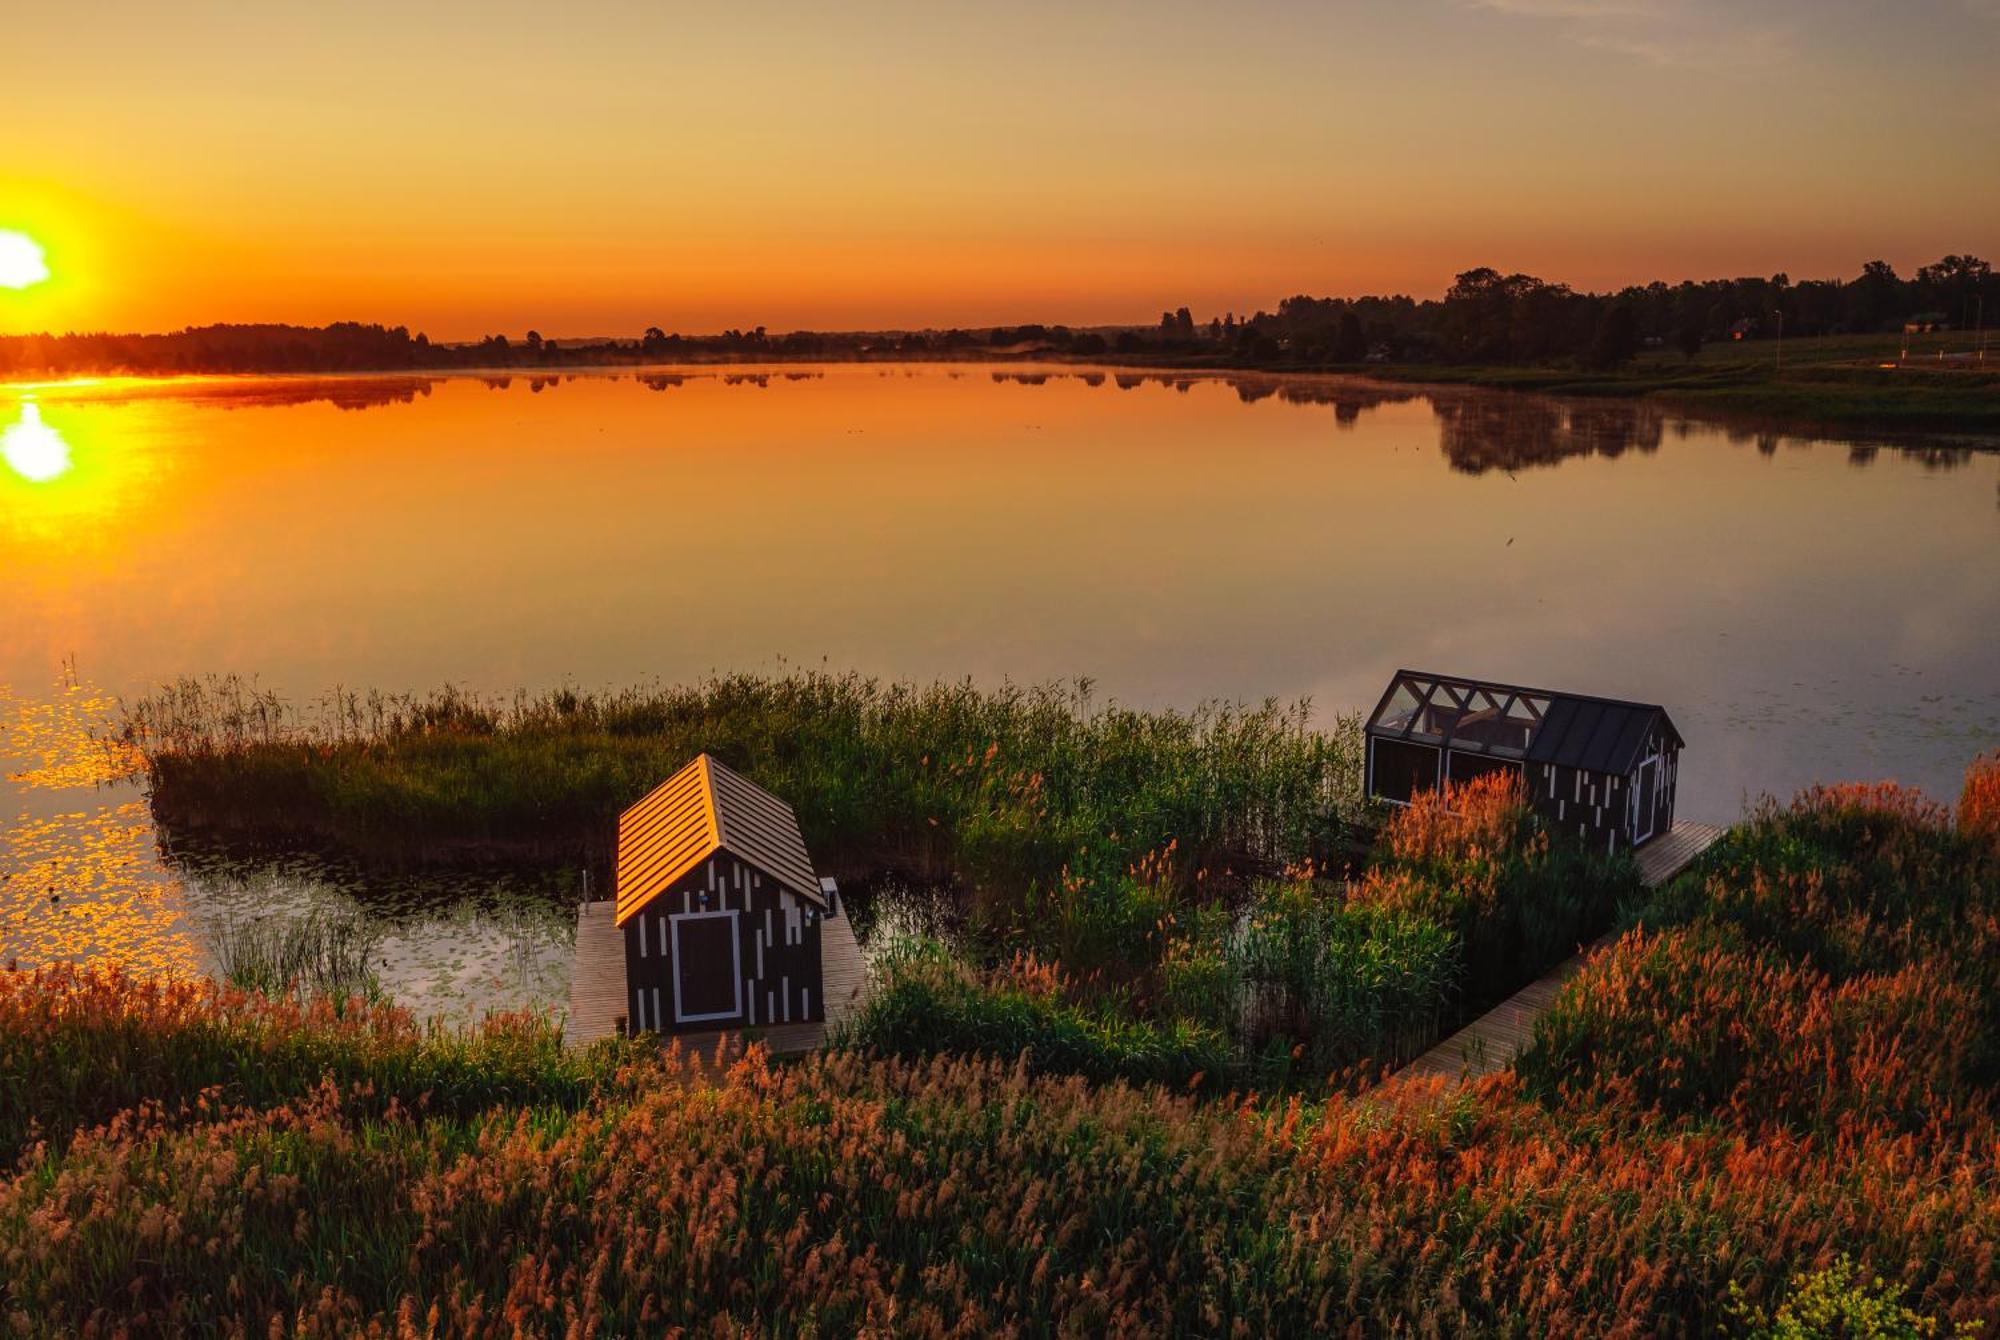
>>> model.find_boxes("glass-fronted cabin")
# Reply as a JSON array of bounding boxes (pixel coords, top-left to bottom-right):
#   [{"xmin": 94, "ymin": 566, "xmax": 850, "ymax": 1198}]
[{"xmin": 1365, "ymin": 669, "xmax": 1683, "ymax": 853}]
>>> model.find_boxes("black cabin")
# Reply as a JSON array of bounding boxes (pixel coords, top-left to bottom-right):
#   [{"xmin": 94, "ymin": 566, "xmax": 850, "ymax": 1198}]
[
  {"xmin": 613, "ymin": 753, "xmax": 833, "ymax": 1036},
  {"xmin": 1364, "ymin": 669, "xmax": 1683, "ymax": 854}
]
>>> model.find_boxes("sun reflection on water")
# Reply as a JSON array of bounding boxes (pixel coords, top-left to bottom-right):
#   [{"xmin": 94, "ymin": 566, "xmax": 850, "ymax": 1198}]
[
  {"xmin": 0, "ymin": 681, "xmax": 202, "ymax": 980},
  {"xmin": 1, "ymin": 402, "xmax": 70, "ymax": 482}
]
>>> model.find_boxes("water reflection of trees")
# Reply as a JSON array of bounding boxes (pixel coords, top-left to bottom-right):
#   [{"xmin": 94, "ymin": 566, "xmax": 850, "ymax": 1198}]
[
  {"xmin": 167, "ymin": 376, "xmax": 442, "ymax": 412},
  {"xmin": 1430, "ymin": 396, "xmax": 1665, "ymax": 474},
  {"xmin": 1713, "ymin": 423, "xmax": 1973, "ymax": 472}
]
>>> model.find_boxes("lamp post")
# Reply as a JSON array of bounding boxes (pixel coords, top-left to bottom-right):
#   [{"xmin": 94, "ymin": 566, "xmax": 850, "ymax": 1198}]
[{"xmin": 1773, "ymin": 309, "xmax": 1784, "ymax": 376}]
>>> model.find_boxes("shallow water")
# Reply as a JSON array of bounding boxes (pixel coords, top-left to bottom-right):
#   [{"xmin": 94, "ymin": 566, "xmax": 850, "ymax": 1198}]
[{"xmin": 3, "ymin": 365, "xmax": 1996, "ymax": 1016}]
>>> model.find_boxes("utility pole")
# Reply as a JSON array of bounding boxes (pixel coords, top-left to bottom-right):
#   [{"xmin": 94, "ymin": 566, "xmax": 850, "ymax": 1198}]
[{"xmin": 1773, "ymin": 309, "xmax": 1784, "ymax": 376}]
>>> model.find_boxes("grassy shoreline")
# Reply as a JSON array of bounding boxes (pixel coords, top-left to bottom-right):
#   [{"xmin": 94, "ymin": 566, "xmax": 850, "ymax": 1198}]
[{"xmin": 14, "ymin": 334, "xmax": 1998, "ymax": 441}]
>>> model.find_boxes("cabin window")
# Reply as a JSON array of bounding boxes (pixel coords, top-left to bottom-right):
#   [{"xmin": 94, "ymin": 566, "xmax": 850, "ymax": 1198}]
[
  {"xmin": 1370, "ymin": 680, "xmax": 1424, "ymax": 735},
  {"xmin": 1447, "ymin": 751, "xmax": 1523, "ymax": 788},
  {"xmin": 1371, "ymin": 739, "xmax": 1440, "ymax": 803}
]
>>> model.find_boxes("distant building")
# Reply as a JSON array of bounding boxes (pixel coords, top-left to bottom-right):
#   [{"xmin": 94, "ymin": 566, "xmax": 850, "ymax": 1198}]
[
  {"xmin": 1903, "ymin": 312, "xmax": 1952, "ymax": 334},
  {"xmin": 1364, "ymin": 670, "xmax": 1684, "ymax": 854},
  {"xmin": 1728, "ymin": 318, "xmax": 1760, "ymax": 341}
]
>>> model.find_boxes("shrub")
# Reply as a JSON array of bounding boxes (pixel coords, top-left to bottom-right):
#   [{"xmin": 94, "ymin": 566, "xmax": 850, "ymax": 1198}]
[
  {"xmin": 842, "ymin": 939, "xmax": 1235, "ymax": 1090},
  {"xmin": 1725, "ymin": 1255, "xmax": 1984, "ymax": 1339},
  {"xmin": 1361, "ymin": 771, "xmax": 1635, "ymax": 1004},
  {"xmin": 1229, "ymin": 878, "xmax": 1460, "ymax": 1071}
]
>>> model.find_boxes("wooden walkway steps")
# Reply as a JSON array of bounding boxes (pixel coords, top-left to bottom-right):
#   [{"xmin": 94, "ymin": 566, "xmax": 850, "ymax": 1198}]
[
  {"xmin": 564, "ymin": 897, "xmax": 869, "ymax": 1054},
  {"xmin": 1395, "ymin": 820, "xmax": 1726, "ymax": 1084}
]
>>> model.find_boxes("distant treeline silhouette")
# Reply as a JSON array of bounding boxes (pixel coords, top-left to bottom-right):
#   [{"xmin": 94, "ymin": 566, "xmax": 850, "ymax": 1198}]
[{"xmin": 0, "ymin": 256, "xmax": 1988, "ymax": 377}]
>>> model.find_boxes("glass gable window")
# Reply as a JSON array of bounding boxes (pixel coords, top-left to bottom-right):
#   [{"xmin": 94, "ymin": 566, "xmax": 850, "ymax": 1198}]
[
  {"xmin": 1369, "ymin": 681, "xmax": 1424, "ymax": 736},
  {"xmin": 1370, "ymin": 673, "xmax": 1554, "ymax": 762}
]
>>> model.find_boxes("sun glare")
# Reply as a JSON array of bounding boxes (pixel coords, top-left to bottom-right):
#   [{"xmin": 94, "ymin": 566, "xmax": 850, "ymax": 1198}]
[
  {"xmin": 2, "ymin": 403, "xmax": 71, "ymax": 481},
  {"xmin": 0, "ymin": 230, "xmax": 50, "ymax": 289}
]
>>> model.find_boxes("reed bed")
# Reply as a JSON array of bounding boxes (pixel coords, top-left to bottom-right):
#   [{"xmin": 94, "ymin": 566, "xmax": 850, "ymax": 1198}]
[
  {"xmin": 1, "ymin": 980, "xmax": 1994, "ymax": 1335},
  {"xmin": 0, "ymin": 965, "xmax": 627, "ymax": 1163},
  {"xmin": 3, "ymin": 758, "xmax": 1998, "ymax": 1333},
  {"xmin": 121, "ymin": 672, "xmax": 1364, "ymax": 925},
  {"xmin": 204, "ymin": 904, "xmax": 384, "ymax": 1002},
  {"xmin": 1521, "ymin": 754, "xmax": 2000, "ymax": 1141}
]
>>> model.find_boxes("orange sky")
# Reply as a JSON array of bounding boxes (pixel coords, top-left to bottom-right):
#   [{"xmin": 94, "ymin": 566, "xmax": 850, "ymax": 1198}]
[{"xmin": 3, "ymin": 1, "xmax": 1995, "ymax": 339}]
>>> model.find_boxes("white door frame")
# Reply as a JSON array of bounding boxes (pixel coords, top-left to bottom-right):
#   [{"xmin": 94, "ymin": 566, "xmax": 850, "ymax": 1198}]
[
  {"xmin": 1632, "ymin": 756, "xmax": 1660, "ymax": 844},
  {"xmin": 669, "ymin": 909, "xmax": 743, "ymax": 1023}
]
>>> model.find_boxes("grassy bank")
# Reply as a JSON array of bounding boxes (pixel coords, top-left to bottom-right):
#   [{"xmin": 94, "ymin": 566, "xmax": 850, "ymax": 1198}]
[{"xmin": 7, "ymin": 752, "xmax": 1999, "ymax": 1339}]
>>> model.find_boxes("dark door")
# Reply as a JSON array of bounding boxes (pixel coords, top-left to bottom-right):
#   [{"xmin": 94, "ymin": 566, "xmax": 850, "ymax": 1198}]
[{"xmin": 672, "ymin": 913, "xmax": 741, "ymax": 1022}]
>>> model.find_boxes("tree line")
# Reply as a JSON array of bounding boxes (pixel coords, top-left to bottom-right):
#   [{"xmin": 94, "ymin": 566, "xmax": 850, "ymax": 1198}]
[{"xmin": 0, "ymin": 255, "xmax": 1987, "ymax": 377}]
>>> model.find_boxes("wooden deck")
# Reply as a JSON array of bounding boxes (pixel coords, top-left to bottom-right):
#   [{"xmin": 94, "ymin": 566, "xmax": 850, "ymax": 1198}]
[
  {"xmin": 1395, "ymin": 820, "xmax": 1725, "ymax": 1084},
  {"xmin": 564, "ymin": 898, "xmax": 869, "ymax": 1054}
]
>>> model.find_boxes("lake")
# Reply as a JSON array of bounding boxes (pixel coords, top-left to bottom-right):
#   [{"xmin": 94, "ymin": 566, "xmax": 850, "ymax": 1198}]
[{"xmin": 4, "ymin": 364, "xmax": 1996, "ymax": 1015}]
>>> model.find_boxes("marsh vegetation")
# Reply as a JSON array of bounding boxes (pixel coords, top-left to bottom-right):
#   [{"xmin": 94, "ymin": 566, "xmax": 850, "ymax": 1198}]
[{"xmin": 2, "ymin": 755, "xmax": 1995, "ymax": 1333}]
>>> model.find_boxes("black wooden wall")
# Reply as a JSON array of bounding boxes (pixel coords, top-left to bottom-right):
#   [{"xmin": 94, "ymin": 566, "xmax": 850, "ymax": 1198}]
[
  {"xmin": 1528, "ymin": 727, "xmax": 1679, "ymax": 856},
  {"xmin": 622, "ymin": 851, "xmax": 825, "ymax": 1036}
]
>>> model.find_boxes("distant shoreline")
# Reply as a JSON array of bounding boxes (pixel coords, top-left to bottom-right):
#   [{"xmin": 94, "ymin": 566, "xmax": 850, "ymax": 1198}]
[{"xmin": 7, "ymin": 347, "xmax": 1997, "ymax": 447}]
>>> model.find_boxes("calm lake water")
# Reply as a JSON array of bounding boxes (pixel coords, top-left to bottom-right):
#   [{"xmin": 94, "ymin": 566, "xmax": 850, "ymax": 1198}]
[{"xmin": 4, "ymin": 365, "xmax": 1997, "ymax": 1015}]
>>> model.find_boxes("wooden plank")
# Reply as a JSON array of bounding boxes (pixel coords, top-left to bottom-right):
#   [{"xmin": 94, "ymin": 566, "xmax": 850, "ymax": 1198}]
[{"xmin": 1394, "ymin": 819, "xmax": 1727, "ymax": 1084}]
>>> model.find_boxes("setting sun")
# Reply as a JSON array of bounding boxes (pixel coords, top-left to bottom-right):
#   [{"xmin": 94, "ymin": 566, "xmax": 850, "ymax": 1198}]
[{"xmin": 0, "ymin": 231, "xmax": 50, "ymax": 290}]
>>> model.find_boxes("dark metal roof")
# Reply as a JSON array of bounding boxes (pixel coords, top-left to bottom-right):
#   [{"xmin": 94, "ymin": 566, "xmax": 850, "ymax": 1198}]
[{"xmin": 1366, "ymin": 669, "xmax": 1681, "ymax": 776}]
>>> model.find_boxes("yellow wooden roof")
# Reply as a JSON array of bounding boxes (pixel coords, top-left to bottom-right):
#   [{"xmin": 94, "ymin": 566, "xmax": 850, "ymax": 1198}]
[{"xmin": 614, "ymin": 754, "xmax": 824, "ymax": 925}]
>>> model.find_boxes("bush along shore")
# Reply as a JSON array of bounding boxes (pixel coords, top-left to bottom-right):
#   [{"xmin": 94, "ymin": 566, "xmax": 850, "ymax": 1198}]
[{"xmin": 1, "ymin": 754, "xmax": 1996, "ymax": 1334}]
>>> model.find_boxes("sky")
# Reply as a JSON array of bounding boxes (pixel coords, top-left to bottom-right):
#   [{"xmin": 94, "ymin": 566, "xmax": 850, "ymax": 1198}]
[{"xmin": 2, "ymin": 0, "xmax": 1995, "ymax": 339}]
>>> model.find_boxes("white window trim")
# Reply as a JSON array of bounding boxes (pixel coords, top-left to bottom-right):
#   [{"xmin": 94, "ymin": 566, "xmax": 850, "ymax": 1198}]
[{"xmin": 670, "ymin": 910, "xmax": 744, "ymax": 1023}]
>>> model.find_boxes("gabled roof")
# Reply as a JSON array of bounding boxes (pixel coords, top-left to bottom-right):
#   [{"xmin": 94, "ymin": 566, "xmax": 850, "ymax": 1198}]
[
  {"xmin": 614, "ymin": 754, "xmax": 824, "ymax": 925},
  {"xmin": 1366, "ymin": 669, "xmax": 1682, "ymax": 777}
]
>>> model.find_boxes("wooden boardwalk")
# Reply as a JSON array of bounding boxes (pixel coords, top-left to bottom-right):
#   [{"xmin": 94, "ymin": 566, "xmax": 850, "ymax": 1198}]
[
  {"xmin": 564, "ymin": 897, "xmax": 869, "ymax": 1055},
  {"xmin": 1396, "ymin": 820, "xmax": 1726, "ymax": 1084}
]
